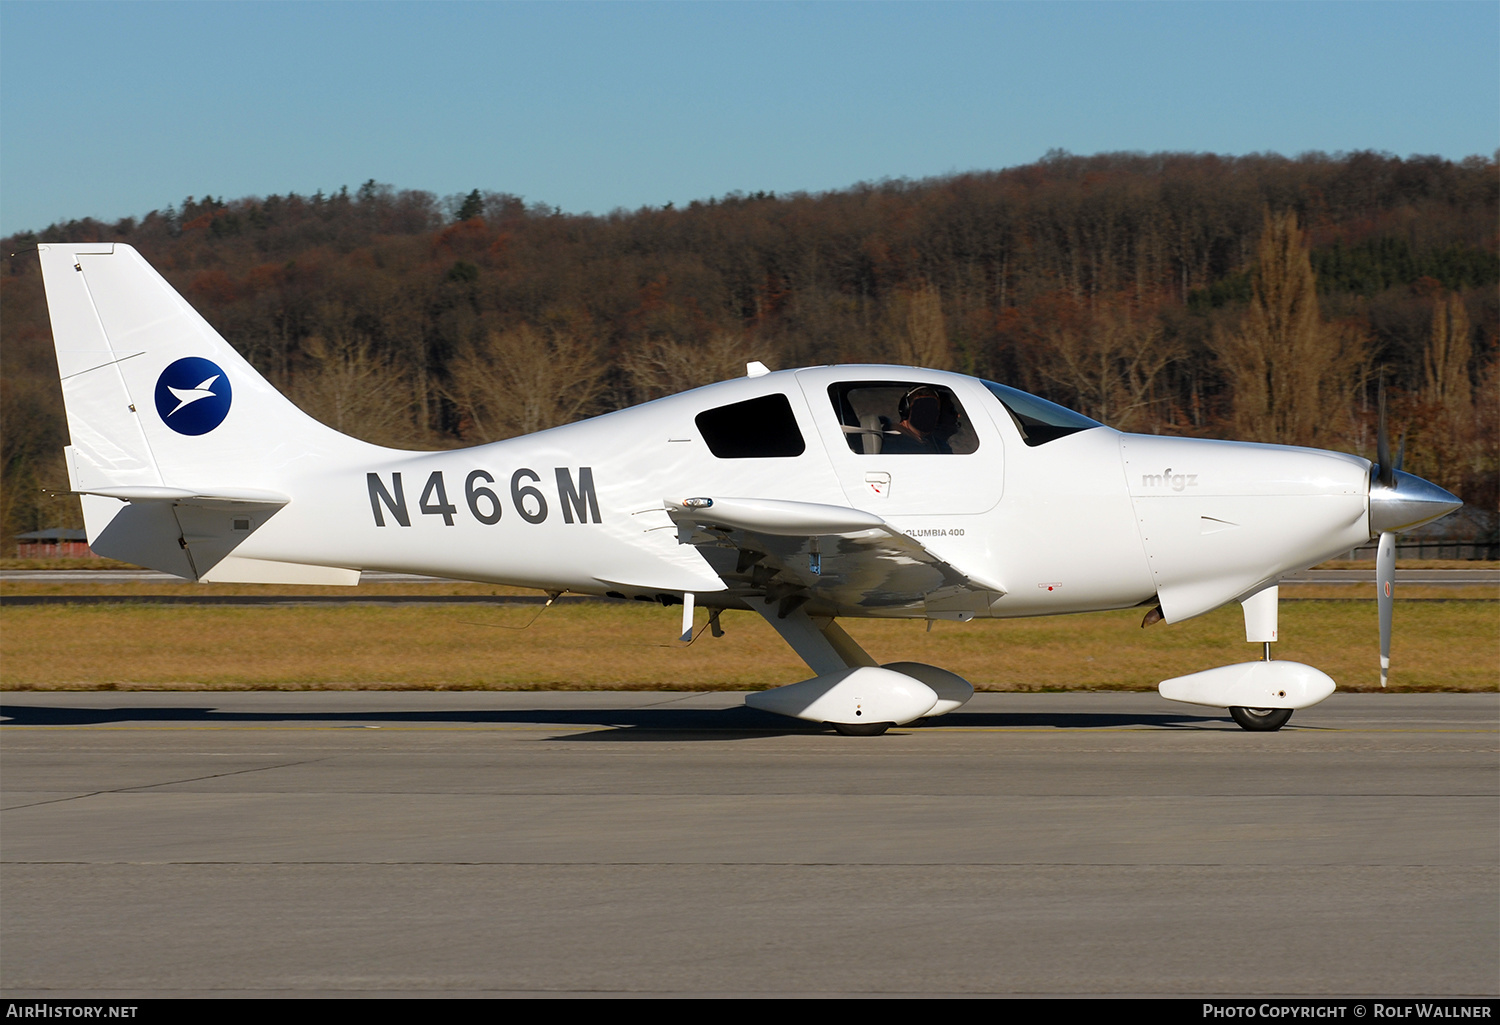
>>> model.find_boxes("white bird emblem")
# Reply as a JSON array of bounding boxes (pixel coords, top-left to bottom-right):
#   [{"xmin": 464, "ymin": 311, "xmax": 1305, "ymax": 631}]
[{"xmin": 166, "ymin": 375, "xmax": 221, "ymax": 416}]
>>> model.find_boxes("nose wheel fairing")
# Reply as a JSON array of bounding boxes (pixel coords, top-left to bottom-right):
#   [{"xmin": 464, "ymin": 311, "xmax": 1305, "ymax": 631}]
[{"xmin": 1158, "ymin": 660, "xmax": 1336, "ymax": 712}]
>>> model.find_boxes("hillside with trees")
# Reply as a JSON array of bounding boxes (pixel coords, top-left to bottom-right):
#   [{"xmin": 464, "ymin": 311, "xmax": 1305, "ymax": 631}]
[{"xmin": 3, "ymin": 150, "xmax": 1495, "ymax": 546}]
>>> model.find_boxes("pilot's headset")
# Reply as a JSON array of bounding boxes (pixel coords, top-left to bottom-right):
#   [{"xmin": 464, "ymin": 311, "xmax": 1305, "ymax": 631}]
[{"xmin": 899, "ymin": 386, "xmax": 943, "ymax": 434}]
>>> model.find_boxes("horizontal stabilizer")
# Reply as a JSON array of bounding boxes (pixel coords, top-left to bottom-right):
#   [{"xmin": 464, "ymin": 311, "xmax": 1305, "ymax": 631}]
[{"xmin": 79, "ymin": 487, "xmax": 293, "ymax": 582}]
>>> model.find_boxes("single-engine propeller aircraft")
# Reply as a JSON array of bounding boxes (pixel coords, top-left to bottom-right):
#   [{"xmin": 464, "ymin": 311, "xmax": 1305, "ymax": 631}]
[{"xmin": 35, "ymin": 243, "xmax": 1461, "ymax": 733}]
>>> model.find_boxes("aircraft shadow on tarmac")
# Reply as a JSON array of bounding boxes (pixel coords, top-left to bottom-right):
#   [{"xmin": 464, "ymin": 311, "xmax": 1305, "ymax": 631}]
[{"xmin": 0, "ymin": 702, "xmax": 1230, "ymax": 739}]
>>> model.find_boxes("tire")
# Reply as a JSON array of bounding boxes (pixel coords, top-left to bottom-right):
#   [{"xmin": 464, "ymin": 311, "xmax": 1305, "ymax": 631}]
[
  {"xmin": 831, "ymin": 722, "xmax": 892, "ymax": 737},
  {"xmin": 1229, "ymin": 706, "xmax": 1294, "ymax": 732}
]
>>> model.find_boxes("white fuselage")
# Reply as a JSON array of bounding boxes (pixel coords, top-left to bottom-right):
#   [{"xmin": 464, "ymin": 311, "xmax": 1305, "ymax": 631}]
[{"xmin": 211, "ymin": 365, "xmax": 1372, "ymax": 624}]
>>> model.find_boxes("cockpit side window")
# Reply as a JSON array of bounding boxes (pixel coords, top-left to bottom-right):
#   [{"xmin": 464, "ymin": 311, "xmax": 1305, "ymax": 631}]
[
  {"xmin": 826, "ymin": 382, "xmax": 979, "ymax": 455},
  {"xmin": 695, "ymin": 393, "xmax": 806, "ymax": 458},
  {"xmin": 982, "ymin": 380, "xmax": 1102, "ymax": 446}
]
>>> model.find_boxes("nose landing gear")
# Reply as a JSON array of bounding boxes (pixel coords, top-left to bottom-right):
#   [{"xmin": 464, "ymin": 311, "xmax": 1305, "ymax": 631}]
[{"xmin": 1158, "ymin": 585, "xmax": 1336, "ymax": 731}]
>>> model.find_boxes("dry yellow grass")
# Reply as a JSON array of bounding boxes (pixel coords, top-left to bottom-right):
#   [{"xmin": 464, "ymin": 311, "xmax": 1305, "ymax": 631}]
[{"xmin": 1, "ymin": 600, "xmax": 1493, "ymax": 692}]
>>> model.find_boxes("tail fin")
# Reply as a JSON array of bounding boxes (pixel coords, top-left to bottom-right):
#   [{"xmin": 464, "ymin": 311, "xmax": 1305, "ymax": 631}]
[
  {"xmin": 39, "ymin": 242, "xmax": 359, "ymax": 489},
  {"xmin": 39, "ymin": 242, "xmax": 367, "ymax": 581}
]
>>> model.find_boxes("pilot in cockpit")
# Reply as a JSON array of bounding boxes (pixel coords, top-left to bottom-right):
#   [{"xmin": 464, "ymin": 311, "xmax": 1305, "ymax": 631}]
[{"xmin": 887, "ymin": 386, "xmax": 961, "ymax": 454}]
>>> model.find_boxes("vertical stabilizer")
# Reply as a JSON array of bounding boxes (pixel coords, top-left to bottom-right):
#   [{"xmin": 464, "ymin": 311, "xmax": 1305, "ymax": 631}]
[
  {"xmin": 39, "ymin": 243, "xmax": 362, "ymax": 490},
  {"xmin": 38, "ymin": 243, "xmax": 377, "ymax": 579}
]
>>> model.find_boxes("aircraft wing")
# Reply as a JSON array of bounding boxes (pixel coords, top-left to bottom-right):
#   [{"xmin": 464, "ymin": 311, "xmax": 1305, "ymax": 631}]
[{"xmin": 663, "ymin": 496, "xmax": 1005, "ymax": 620}]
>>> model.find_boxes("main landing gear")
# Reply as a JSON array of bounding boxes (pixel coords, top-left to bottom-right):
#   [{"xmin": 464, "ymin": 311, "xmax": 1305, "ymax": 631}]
[{"xmin": 742, "ymin": 600, "xmax": 974, "ymax": 735}]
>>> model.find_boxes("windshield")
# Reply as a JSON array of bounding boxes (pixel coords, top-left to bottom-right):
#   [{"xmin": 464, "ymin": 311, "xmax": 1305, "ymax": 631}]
[{"xmin": 982, "ymin": 380, "xmax": 1102, "ymax": 447}]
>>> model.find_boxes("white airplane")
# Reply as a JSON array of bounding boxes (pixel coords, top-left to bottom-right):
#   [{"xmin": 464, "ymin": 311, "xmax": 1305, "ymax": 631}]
[{"xmin": 35, "ymin": 242, "xmax": 1461, "ymax": 733}]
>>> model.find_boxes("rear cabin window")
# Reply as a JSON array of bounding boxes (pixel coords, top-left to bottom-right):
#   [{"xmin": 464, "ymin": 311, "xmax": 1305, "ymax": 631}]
[
  {"xmin": 827, "ymin": 382, "xmax": 979, "ymax": 455},
  {"xmin": 695, "ymin": 393, "xmax": 806, "ymax": 458}
]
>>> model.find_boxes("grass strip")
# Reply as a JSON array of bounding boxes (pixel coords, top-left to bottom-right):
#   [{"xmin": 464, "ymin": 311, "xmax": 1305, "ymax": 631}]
[{"xmin": 2, "ymin": 600, "xmax": 1494, "ymax": 692}]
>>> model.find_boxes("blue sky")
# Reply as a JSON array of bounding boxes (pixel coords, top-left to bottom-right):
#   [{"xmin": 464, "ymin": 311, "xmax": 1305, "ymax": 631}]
[{"xmin": 2, "ymin": 1, "xmax": 1495, "ymax": 235}]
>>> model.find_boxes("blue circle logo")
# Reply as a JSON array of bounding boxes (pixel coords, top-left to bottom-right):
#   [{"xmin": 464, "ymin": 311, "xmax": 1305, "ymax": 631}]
[{"xmin": 154, "ymin": 357, "xmax": 232, "ymax": 435}]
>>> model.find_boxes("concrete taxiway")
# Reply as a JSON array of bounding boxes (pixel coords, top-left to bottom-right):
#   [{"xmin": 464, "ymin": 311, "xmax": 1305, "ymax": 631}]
[{"xmin": 1, "ymin": 691, "xmax": 1495, "ymax": 997}]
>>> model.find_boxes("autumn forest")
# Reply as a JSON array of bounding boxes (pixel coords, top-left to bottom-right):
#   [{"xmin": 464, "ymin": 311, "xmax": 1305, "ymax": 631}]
[{"xmin": 2, "ymin": 150, "xmax": 1495, "ymax": 545}]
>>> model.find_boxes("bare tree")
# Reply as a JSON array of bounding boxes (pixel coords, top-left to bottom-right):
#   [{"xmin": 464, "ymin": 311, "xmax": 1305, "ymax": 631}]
[
  {"xmin": 893, "ymin": 282, "xmax": 952, "ymax": 370},
  {"xmin": 1210, "ymin": 210, "xmax": 1368, "ymax": 447},
  {"xmin": 1032, "ymin": 296, "xmax": 1181, "ymax": 432},
  {"xmin": 446, "ymin": 325, "xmax": 605, "ymax": 442},
  {"xmin": 288, "ymin": 333, "xmax": 421, "ymax": 448},
  {"xmin": 1404, "ymin": 289, "xmax": 1478, "ymax": 493},
  {"xmin": 1469, "ymin": 355, "xmax": 1500, "ymax": 511},
  {"xmin": 622, "ymin": 331, "xmax": 779, "ymax": 402},
  {"xmin": 1425, "ymin": 290, "xmax": 1473, "ymax": 416}
]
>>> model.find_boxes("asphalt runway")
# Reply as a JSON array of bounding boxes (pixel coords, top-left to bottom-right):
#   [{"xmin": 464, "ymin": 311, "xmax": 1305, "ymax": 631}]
[{"xmin": 1, "ymin": 691, "xmax": 1495, "ymax": 997}]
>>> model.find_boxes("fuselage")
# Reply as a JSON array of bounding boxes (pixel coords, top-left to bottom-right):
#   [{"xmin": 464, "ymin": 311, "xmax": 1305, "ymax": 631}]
[{"xmin": 216, "ymin": 365, "xmax": 1373, "ymax": 624}]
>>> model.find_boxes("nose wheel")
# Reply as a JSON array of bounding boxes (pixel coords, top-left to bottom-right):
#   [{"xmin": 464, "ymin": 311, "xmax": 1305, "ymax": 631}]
[{"xmin": 1229, "ymin": 706, "xmax": 1294, "ymax": 732}]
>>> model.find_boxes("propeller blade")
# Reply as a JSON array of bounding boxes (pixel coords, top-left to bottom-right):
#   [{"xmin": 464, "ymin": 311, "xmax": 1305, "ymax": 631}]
[
  {"xmin": 1377, "ymin": 531, "xmax": 1395, "ymax": 687},
  {"xmin": 1376, "ymin": 381, "xmax": 1395, "ymax": 489}
]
